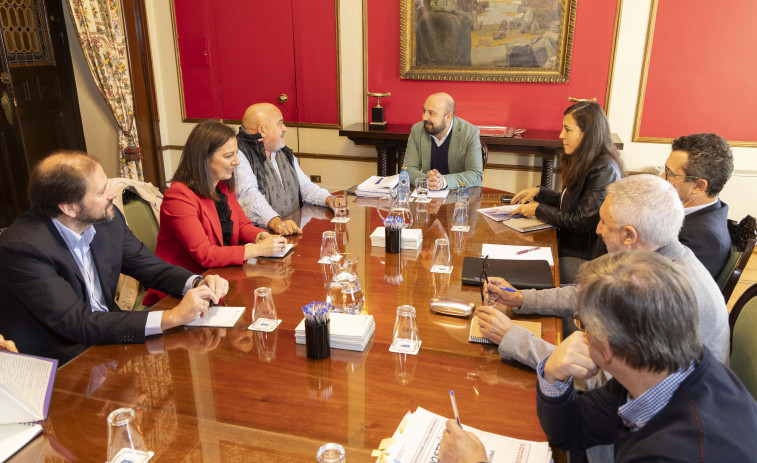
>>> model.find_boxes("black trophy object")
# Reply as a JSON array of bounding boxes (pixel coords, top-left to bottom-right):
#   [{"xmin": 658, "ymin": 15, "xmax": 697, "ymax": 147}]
[{"xmin": 368, "ymin": 91, "xmax": 391, "ymax": 128}]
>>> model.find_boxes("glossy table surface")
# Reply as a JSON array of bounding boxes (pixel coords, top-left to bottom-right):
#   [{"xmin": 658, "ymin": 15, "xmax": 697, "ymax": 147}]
[{"xmin": 13, "ymin": 188, "xmax": 563, "ymax": 462}]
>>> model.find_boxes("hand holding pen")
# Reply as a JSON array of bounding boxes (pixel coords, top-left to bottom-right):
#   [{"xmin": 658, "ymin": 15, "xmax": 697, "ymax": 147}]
[
  {"xmin": 483, "ymin": 276, "xmax": 524, "ymax": 308},
  {"xmin": 440, "ymin": 391, "xmax": 488, "ymax": 462}
]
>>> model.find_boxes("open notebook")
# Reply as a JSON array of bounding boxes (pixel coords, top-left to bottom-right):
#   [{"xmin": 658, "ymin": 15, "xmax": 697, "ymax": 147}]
[
  {"xmin": 0, "ymin": 351, "xmax": 57, "ymax": 462},
  {"xmin": 469, "ymin": 315, "xmax": 542, "ymax": 344}
]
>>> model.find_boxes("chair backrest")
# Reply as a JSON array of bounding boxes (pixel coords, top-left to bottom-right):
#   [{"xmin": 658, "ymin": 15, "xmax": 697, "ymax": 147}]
[
  {"xmin": 122, "ymin": 194, "xmax": 159, "ymax": 253},
  {"xmin": 718, "ymin": 238, "xmax": 756, "ymax": 303},
  {"xmin": 481, "ymin": 139, "xmax": 489, "ymax": 170},
  {"xmin": 729, "ymin": 282, "xmax": 757, "ymax": 400}
]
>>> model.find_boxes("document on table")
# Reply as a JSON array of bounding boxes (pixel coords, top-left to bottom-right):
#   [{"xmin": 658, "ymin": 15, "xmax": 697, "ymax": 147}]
[
  {"xmin": 481, "ymin": 244, "xmax": 554, "ymax": 266},
  {"xmin": 382, "ymin": 407, "xmax": 551, "ymax": 463},
  {"xmin": 255, "ymin": 243, "xmax": 294, "ymax": 260},
  {"xmin": 185, "ymin": 306, "xmax": 245, "ymax": 328},
  {"xmin": 411, "ymin": 189, "xmax": 449, "ymax": 200},
  {"xmin": 477, "ymin": 205, "xmax": 519, "ymax": 221}
]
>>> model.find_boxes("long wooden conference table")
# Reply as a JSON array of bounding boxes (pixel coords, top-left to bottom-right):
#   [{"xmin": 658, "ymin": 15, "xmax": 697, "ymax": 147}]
[{"xmin": 12, "ymin": 188, "xmax": 564, "ymax": 462}]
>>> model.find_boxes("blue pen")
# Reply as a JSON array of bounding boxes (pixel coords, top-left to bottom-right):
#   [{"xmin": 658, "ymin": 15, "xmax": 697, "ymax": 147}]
[
  {"xmin": 499, "ymin": 285, "xmax": 517, "ymax": 293},
  {"xmin": 375, "ymin": 178, "xmax": 382, "ymax": 184}
]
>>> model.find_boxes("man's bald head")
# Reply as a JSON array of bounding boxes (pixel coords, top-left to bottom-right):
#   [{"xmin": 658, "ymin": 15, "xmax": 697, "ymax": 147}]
[
  {"xmin": 425, "ymin": 92, "xmax": 455, "ymax": 115},
  {"xmin": 29, "ymin": 151, "xmax": 101, "ymax": 217},
  {"xmin": 241, "ymin": 103, "xmax": 287, "ymax": 155},
  {"xmin": 422, "ymin": 93, "xmax": 455, "ymax": 137}
]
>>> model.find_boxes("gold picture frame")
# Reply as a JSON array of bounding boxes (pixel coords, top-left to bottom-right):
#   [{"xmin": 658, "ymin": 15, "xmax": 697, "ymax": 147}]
[{"xmin": 400, "ymin": 0, "xmax": 577, "ymax": 82}]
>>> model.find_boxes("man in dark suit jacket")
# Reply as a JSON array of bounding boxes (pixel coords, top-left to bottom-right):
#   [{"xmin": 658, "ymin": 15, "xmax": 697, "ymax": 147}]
[
  {"xmin": 662, "ymin": 133, "xmax": 733, "ymax": 278},
  {"xmin": 404, "ymin": 93, "xmax": 483, "ymax": 191},
  {"xmin": 0, "ymin": 152, "xmax": 229, "ymax": 364}
]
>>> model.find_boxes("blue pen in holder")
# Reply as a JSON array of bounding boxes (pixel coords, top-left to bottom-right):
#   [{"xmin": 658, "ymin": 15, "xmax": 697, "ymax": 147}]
[{"xmin": 303, "ymin": 302, "xmax": 331, "ymax": 359}]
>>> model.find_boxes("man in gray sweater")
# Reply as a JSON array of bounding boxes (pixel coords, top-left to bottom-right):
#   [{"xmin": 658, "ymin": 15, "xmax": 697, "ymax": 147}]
[{"xmin": 478, "ymin": 174, "xmax": 729, "ymax": 367}]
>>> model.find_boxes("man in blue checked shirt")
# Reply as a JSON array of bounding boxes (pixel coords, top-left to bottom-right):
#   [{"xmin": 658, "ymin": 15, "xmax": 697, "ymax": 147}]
[{"xmin": 441, "ymin": 250, "xmax": 757, "ymax": 462}]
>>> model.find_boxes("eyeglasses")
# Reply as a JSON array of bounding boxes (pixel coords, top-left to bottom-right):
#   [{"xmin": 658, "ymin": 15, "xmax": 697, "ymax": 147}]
[
  {"xmin": 663, "ymin": 165, "xmax": 700, "ymax": 182},
  {"xmin": 479, "ymin": 255, "xmax": 490, "ymax": 304},
  {"xmin": 573, "ymin": 313, "xmax": 585, "ymax": 332}
]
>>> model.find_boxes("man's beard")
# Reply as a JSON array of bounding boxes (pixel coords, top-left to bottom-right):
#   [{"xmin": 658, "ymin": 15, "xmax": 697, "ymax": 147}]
[
  {"xmin": 77, "ymin": 201, "xmax": 116, "ymax": 226},
  {"xmin": 424, "ymin": 120, "xmax": 447, "ymax": 136}
]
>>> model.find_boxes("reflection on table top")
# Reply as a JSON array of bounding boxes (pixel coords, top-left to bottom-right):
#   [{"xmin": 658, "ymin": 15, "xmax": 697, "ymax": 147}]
[{"xmin": 14, "ymin": 187, "xmax": 563, "ymax": 462}]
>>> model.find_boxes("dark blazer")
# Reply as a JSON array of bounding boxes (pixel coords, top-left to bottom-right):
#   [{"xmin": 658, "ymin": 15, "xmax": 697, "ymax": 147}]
[
  {"xmin": 537, "ymin": 349, "xmax": 757, "ymax": 462},
  {"xmin": 680, "ymin": 199, "xmax": 731, "ymax": 278},
  {"xmin": 0, "ymin": 208, "xmax": 192, "ymax": 364},
  {"xmin": 143, "ymin": 181, "xmax": 264, "ymax": 305},
  {"xmin": 535, "ymin": 154, "xmax": 622, "ymax": 259}
]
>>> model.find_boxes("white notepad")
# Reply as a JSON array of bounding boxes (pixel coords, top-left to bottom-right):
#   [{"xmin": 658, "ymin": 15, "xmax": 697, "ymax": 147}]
[{"xmin": 185, "ymin": 306, "xmax": 245, "ymax": 328}]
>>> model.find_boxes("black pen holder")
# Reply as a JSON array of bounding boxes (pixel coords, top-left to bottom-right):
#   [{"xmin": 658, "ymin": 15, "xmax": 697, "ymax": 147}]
[
  {"xmin": 305, "ymin": 320, "xmax": 330, "ymax": 359},
  {"xmin": 385, "ymin": 228, "xmax": 401, "ymax": 254}
]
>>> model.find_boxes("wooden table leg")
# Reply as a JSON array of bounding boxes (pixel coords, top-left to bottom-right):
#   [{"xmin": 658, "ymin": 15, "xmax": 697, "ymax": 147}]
[{"xmin": 376, "ymin": 147, "xmax": 388, "ymax": 176}]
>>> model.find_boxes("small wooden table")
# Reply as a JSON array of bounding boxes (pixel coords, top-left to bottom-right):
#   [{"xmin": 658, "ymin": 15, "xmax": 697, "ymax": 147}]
[
  {"xmin": 12, "ymin": 189, "xmax": 564, "ymax": 462},
  {"xmin": 339, "ymin": 122, "xmax": 624, "ymax": 189}
]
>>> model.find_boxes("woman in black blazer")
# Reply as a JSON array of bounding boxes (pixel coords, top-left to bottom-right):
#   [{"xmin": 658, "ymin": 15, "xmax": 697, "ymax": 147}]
[{"xmin": 512, "ymin": 101, "xmax": 624, "ymax": 282}]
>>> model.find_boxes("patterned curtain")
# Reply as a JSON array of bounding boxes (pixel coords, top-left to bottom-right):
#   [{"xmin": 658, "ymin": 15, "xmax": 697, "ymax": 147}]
[{"xmin": 66, "ymin": 0, "xmax": 143, "ymax": 181}]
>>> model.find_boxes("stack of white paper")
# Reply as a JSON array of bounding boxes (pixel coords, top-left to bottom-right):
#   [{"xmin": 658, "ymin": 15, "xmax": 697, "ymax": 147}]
[
  {"xmin": 295, "ymin": 313, "xmax": 375, "ymax": 351},
  {"xmin": 380, "ymin": 407, "xmax": 551, "ymax": 463},
  {"xmin": 356, "ymin": 175, "xmax": 399, "ymax": 197},
  {"xmin": 370, "ymin": 227, "xmax": 422, "ymax": 250}
]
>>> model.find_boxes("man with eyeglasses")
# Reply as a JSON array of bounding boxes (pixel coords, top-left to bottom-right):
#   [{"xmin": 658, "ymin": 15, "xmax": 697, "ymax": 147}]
[
  {"xmin": 477, "ymin": 174, "xmax": 729, "ymax": 370},
  {"xmin": 662, "ymin": 133, "xmax": 733, "ymax": 278},
  {"xmin": 441, "ymin": 251, "xmax": 757, "ymax": 463}
]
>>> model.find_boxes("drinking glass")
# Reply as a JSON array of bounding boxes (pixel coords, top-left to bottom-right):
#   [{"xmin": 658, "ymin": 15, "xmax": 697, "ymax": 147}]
[
  {"xmin": 392, "ymin": 305, "xmax": 420, "ymax": 353},
  {"xmin": 320, "ymin": 231, "xmax": 339, "ymax": 262},
  {"xmin": 317, "ymin": 443, "xmax": 346, "ymax": 463},
  {"xmin": 333, "ymin": 194, "xmax": 348, "ymax": 219},
  {"xmin": 430, "ymin": 238, "xmax": 451, "ymax": 273},
  {"xmin": 107, "ymin": 408, "xmax": 149, "ymax": 463},
  {"xmin": 415, "ymin": 178, "xmax": 429, "ymax": 202},
  {"xmin": 252, "ymin": 287, "xmax": 277, "ymax": 328},
  {"xmin": 451, "ymin": 202, "xmax": 469, "ymax": 231}
]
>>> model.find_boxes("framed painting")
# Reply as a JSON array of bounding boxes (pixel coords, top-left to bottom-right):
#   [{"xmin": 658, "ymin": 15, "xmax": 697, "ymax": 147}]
[{"xmin": 400, "ymin": 0, "xmax": 577, "ymax": 82}]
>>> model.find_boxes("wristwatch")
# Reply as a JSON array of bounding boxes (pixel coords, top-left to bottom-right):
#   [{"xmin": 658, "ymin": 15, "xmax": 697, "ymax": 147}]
[{"xmin": 191, "ymin": 276, "xmax": 205, "ymax": 288}]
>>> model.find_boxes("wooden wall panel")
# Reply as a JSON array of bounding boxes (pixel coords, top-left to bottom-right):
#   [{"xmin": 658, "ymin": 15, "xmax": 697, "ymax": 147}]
[
  {"xmin": 637, "ymin": 0, "xmax": 757, "ymax": 144},
  {"xmin": 173, "ymin": 0, "xmax": 339, "ymax": 125}
]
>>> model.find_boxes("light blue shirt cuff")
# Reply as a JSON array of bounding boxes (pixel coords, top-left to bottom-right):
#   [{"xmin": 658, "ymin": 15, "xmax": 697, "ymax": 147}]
[
  {"xmin": 537, "ymin": 355, "xmax": 573, "ymax": 397},
  {"xmin": 145, "ymin": 311, "xmax": 164, "ymax": 337},
  {"xmin": 183, "ymin": 275, "xmax": 201, "ymax": 295}
]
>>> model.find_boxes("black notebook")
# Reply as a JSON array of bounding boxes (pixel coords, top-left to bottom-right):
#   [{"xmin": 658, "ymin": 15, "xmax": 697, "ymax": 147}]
[{"xmin": 461, "ymin": 256, "xmax": 555, "ymax": 290}]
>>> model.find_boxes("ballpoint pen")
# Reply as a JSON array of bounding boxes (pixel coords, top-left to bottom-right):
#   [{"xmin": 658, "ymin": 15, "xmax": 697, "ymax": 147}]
[
  {"xmin": 499, "ymin": 285, "xmax": 517, "ymax": 293},
  {"xmin": 516, "ymin": 246, "xmax": 541, "ymax": 255},
  {"xmin": 449, "ymin": 390, "xmax": 462, "ymax": 428}
]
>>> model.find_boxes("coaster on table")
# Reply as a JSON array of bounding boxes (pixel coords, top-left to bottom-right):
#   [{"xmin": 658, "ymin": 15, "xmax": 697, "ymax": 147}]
[
  {"xmin": 389, "ymin": 340, "xmax": 422, "ymax": 355},
  {"xmin": 248, "ymin": 319, "xmax": 282, "ymax": 332},
  {"xmin": 450, "ymin": 226, "xmax": 470, "ymax": 232},
  {"xmin": 430, "ymin": 265, "xmax": 454, "ymax": 274}
]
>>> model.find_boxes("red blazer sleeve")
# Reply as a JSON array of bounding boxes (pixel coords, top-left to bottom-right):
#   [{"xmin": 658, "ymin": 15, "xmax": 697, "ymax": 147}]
[
  {"xmin": 157, "ymin": 182, "xmax": 247, "ymax": 272},
  {"xmin": 226, "ymin": 185, "xmax": 264, "ymax": 244}
]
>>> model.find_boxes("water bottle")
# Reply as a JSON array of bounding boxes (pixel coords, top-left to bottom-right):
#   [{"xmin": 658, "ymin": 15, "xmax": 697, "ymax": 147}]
[
  {"xmin": 456, "ymin": 182, "xmax": 469, "ymax": 205},
  {"xmin": 398, "ymin": 166, "xmax": 410, "ymax": 202}
]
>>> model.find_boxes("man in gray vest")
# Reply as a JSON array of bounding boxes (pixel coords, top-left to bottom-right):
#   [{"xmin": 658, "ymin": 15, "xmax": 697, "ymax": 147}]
[
  {"xmin": 404, "ymin": 93, "xmax": 483, "ymax": 190},
  {"xmin": 236, "ymin": 103, "xmax": 334, "ymax": 235}
]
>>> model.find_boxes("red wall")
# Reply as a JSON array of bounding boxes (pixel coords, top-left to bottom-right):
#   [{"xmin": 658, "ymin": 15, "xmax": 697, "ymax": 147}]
[
  {"xmin": 367, "ymin": 0, "xmax": 619, "ymax": 131},
  {"xmin": 174, "ymin": 0, "xmax": 339, "ymax": 125},
  {"xmin": 639, "ymin": 0, "xmax": 757, "ymax": 142}
]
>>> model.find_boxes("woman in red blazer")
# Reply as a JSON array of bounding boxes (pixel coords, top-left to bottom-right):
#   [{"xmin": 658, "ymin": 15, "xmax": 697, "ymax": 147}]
[{"xmin": 144, "ymin": 121, "xmax": 287, "ymax": 305}]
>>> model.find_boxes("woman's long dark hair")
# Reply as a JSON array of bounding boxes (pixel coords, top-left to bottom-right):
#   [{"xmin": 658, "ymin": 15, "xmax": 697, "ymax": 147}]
[
  {"xmin": 172, "ymin": 120, "xmax": 236, "ymax": 199},
  {"xmin": 560, "ymin": 101, "xmax": 624, "ymax": 189}
]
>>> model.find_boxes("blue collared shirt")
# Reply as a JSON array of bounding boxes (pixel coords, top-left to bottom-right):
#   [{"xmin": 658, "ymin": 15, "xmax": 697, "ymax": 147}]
[
  {"xmin": 537, "ymin": 355, "xmax": 696, "ymax": 432},
  {"xmin": 52, "ymin": 219, "xmax": 164, "ymax": 336}
]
